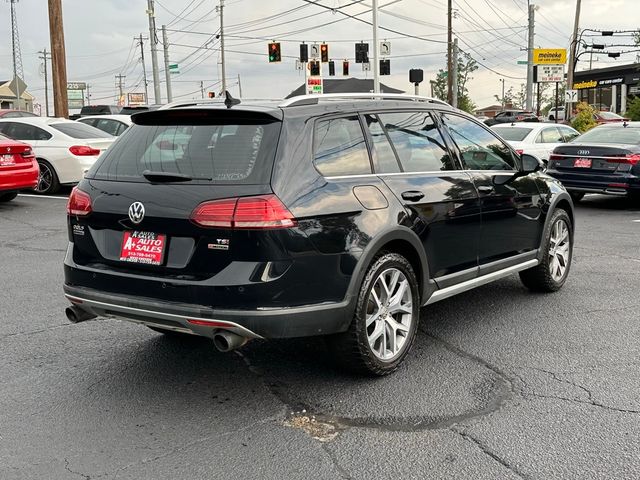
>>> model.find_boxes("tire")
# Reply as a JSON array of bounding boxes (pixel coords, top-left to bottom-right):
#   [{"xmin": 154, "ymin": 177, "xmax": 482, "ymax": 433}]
[
  {"xmin": 569, "ymin": 192, "xmax": 584, "ymax": 203},
  {"xmin": 33, "ymin": 159, "xmax": 60, "ymax": 195},
  {"xmin": 326, "ymin": 252, "xmax": 420, "ymax": 376},
  {"xmin": 520, "ymin": 209, "xmax": 573, "ymax": 292},
  {"xmin": 0, "ymin": 192, "xmax": 18, "ymax": 202}
]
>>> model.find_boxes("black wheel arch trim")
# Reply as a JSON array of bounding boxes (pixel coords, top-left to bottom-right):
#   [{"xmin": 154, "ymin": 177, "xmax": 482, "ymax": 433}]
[
  {"xmin": 537, "ymin": 190, "xmax": 574, "ymax": 263},
  {"xmin": 344, "ymin": 226, "xmax": 432, "ymax": 308}
]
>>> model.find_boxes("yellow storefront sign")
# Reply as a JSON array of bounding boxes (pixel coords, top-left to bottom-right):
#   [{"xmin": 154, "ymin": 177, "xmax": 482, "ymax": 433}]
[
  {"xmin": 574, "ymin": 80, "xmax": 598, "ymax": 90},
  {"xmin": 533, "ymin": 49, "xmax": 567, "ymax": 65}
]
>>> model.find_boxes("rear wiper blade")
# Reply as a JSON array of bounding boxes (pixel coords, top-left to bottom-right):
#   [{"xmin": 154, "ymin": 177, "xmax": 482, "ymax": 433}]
[{"xmin": 142, "ymin": 170, "xmax": 211, "ymax": 182}]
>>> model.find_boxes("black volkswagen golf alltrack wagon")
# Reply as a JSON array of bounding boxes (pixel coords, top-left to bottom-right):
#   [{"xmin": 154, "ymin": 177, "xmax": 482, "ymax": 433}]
[{"xmin": 64, "ymin": 93, "xmax": 574, "ymax": 375}]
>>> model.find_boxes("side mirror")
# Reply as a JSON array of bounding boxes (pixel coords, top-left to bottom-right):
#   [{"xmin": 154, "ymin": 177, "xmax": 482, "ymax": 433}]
[{"xmin": 521, "ymin": 153, "xmax": 544, "ymax": 173}]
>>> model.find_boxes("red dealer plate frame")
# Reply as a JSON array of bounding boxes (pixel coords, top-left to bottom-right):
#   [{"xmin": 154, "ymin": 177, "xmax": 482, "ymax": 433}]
[
  {"xmin": 119, "ymin": 231, "xmax": 167, "ymax": 265},
  {"xmin": 574, "ymin": 158, "xmax": 592, "ymax": 168}
]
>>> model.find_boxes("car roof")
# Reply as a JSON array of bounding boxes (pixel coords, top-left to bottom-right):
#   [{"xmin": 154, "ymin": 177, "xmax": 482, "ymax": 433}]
[
  {"xmin": 592, "ymin": 121, "xmax": 640, "ymax": 128},
  {"xmin": 78, "ymin": 114, "xmax": 132, "ymax": 123},
  {"xmin": 0, "ymin": 116, "xmax": 75, "ymax": 126},
  {"xmin": 492, "ymin": 122, "xmax": 576, "ymax": 131}
]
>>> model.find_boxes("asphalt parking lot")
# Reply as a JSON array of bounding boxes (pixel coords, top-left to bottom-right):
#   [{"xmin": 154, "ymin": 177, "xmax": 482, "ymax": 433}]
[{"xmin": 1, "ymin": 193, "xmax": 639, "ymax": 480}]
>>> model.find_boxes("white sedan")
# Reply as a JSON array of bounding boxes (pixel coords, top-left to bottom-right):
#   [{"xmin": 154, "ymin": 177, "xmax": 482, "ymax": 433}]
[
  {"xmin": 491, "ymin": 122, "xmax": 580, "ymax": 164},
  {"xmin": 76, "ymin": 114, "xmax": 132, "ymax": 136},
  {"xmin": 0, "ymin": 117, "xmax": 115, "ymax": 194}
]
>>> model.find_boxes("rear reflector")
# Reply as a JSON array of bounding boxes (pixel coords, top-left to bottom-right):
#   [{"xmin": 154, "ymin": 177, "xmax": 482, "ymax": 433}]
[
  {"xmin": 67, "ymin": 187, "xmax": 92, "ymax": 216},
  {"xmin": 69, "ymin": 145, "xmax": 101, "ymax": 156},
  {"xmin": 187, "ymin": 319, "xmax": 233, "ymax": 328},
  {"xmin": 191, "ymin": 194, "xmax": 296, "ymax": 229}
]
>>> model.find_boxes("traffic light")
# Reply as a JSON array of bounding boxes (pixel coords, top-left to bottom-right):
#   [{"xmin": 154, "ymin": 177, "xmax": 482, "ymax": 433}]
[
  {"xmin": 268, "ymin": 42, "xmax": 281, "ymax": 63},
  {"xmin": 309, "ymin": 61, "xmax": 320, "ymax": 76},
  {"xmin": 299, "ymin": 43, "xmax": 308, "ymax": 63},
  {"xmin": 343, "ymin": 60, "xmax": 349, "ymax": 76},
  {"xmin": 207, "ymin": 92, "xmax": 215, "ymax": 98},
  {"xmin": 355, "ymin": 42, "xmax": 369, "ymax": 63},
  {"xmin": 320, "ymin": 43, "xmax": 329, "ymax": 63},
  {"xmin": 328, "ymin": 61, "xmax": 335, "ymax": 76},
  {"xmin": 380, "ymin": 59, "xmax": 390, "ymax": 76}
]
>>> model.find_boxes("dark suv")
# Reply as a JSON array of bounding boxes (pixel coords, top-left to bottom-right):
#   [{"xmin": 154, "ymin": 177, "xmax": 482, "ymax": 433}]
[
  {"xmin": 484, "ymin": 110, "xmax": 539, "ymax": 126},
  {"xmin": 64, "ymin": 93, "xmax": 574, "ymax": 375}
]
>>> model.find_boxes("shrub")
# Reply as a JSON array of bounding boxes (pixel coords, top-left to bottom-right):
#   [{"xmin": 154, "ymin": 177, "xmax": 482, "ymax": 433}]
[
  {"xmin": 624, "ymin": 97, "xmax": 640, "ymax": 121},
  {"xmin": 571, "ymin": 102, "xmax": 597, "ymax": 133}
]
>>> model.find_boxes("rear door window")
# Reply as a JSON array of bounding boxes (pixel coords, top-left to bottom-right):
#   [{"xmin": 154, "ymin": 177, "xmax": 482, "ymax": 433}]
[
  {"xmin": 379, "ymin": 111, "xmax": 456, "ymax": 172},
  {"xmin": 1, "ymin": 122, "xmax": 52, "ymax": 141},
  {"xmin": 90, "ymin": 118, "xmax": 281, "ymax": 184},
  {"xmin": 51, "ymin": 122, "xmax": 113, "ymax": 139},
  {"xmin": 363, "ymin": 114, "xmax": 401, "ymax": 173},
  {"xmin": 96, "ymin": 119, "xmax": 122, "ymax": 136},
  {"xmin": 536, "ymin": 127, "xmax": 564, "ymax": 143},
  {"xmin": 313, "ymin": 116, "xmax": 371, "ymax": 176}
]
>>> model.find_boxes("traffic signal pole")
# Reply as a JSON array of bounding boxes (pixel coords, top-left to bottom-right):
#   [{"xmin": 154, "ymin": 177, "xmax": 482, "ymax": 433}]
[{"xmin": 372, "ymin": 0, "xmax": 380, "ymax": 93}]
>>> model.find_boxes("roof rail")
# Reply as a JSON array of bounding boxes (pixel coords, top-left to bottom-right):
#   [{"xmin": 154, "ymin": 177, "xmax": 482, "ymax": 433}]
[
  {"xmin": 158, "ymin": 99, "xmax": 224, "ymax": 110},
  {"xmin": 279, "ymin": 93, "xmax": 451, "ymax": 108}
]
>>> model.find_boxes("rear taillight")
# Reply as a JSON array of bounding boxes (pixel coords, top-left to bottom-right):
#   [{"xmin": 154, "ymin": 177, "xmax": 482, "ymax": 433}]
[
  {"xmin": 515, "ymin": 149, "xmax": 524, "ymax": 155},
  {"xmin": 625, "ymin": 154, "xmax": 640, "ymax": 165},
  {"xmin": 549, "ymin": 154, "xmax": 562, "ymax": 161},
  {"xmin": 67, "ymin": 187, "xmax": 92, "ymax": 216},
  {"xmin": 69, "ymin": 145, "xmax": 101, "ymax": 156},
  {"xmin": 191, "ymin": 194, "xmax": 296, "ymax": 229}
]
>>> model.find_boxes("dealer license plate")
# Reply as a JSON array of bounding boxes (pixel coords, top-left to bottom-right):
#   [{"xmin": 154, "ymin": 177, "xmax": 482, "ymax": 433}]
[
  {"xmin": 574, "ymin": 158, "xmax": 592, "ymax": 168},
  {"xmin": 0, "ymin": 154, "xmax": 16, "ymax": 166},
  {"xmin": 119, "ymin": 231, "xmax": 166, "ymax": 265}
]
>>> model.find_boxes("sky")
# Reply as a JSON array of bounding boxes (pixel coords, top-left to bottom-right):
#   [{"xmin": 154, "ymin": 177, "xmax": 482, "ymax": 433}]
[{"xmin": 0, "ymin": 0, "xmax": 638, "ymax": 113}]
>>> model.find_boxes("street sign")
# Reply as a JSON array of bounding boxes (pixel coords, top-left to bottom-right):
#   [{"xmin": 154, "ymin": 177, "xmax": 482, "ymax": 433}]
[
  {"xmin": 306, "ymin": 76, "xmax": 323, "ymax": 95},
  {"xmin": 533, "ymin": 49, "xmax": 567, "ymax": 65},
  {"xmin": 128, "ymin": 92, "xmax": 146, "ymax": 106},
  {"xmin": 380, "ymin": 41, "xmax": 391, "ymax": 56},
  {"xmin": 310, "ymin": 43, "xmax": 320, "ymax": 60},
  {"xmin": 67, "ymin": 89, "xmax": 84, "ymax": 109},
  {"xmin": 169, "ymin": 63, "xmax": 180, "ymax": 75},
  {"xmin": 536, "ymin": 64, "xmax": 565, "ymax": 83},
  {"xmin": 67, "ymin": 81, "xmax": 86, "ymax": 90},
  {"xmin": 565, "ymin": 89, "xmax": 578, "ymax": 103},
  {"xmin": 517, "ymin": 60, "xmax": 528, "ymax": 65}
]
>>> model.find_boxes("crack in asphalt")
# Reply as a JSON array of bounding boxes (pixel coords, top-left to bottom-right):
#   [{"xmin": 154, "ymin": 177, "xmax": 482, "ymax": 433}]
[
  {"xmin": 519, "ymin": 368, "xmax": 640, "ymax": 414},
  {"xmin": 0, "ymin": 323, "xmax": 72, "ymax": 341},
  {"xmin": 64, "ymin": 458, "xmax": 91, "ymax": 480},
  {"xmin": 453, "ymin": 429, "xmax": 531, "ymax": 480}
]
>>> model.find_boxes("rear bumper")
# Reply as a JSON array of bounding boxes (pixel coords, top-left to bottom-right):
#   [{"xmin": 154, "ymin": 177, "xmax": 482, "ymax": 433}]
[
  {"xmin": 0, "ymin": 164, "xmax": 39, "ymax": 192},
  {"xmin": 63, "ymin": 284, "xmax": 353, "ymax": 339},
  {"xmin": 547, "ymin": 171, "xmax": 640, "ymax": 196}
]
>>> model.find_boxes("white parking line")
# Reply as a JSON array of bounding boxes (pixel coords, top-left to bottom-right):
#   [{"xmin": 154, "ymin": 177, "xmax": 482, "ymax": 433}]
[
  {"xmin": 18, "ymin": 193, "xmax": 69, "ymax": 200},
  {"xmin": 633, "ymin": 219, "xmax": 640, "ymax": 223}
]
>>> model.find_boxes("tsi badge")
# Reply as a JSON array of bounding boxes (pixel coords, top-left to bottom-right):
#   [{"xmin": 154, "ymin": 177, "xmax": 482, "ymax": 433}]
[
  {"xmin": 128, "ymin": 202, "xmax": 145, "ymax": 224},
  {"xmin": 208, "ymin": 238, "xmax": 230, "ymax": 251}
]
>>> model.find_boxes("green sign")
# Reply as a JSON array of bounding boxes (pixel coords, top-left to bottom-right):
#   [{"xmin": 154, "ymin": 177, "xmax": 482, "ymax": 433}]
[
  {"xmin": 517, "ymin": 60, "xmax": 528, "ymax": 65},
  {"xmin": 169, "ymin": 63, "xmax": 180, "ymax": 75}
]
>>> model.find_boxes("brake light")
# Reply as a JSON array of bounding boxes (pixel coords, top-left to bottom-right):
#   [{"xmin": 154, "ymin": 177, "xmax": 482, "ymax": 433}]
[
  {"xmin": 191, "ymin": 194, "xmax": 296, "ymax": 229},
  {"xmin": 515, "ymin": 149, "xmax": 524, "ymax": 155},
  {"xmin": 67, "ymin": 187, "xmax": 92, "ymax": 216},
  {"xmin": 69, "ymin": 145, "xmax": 101, "ymax": 156},
  {"xmin": 549, "ymin": 154, "xmax": 562, "ymax": 161},
  {"xmin": 625, "ymin": 154, "xmax": 640, "ymax": 165}
]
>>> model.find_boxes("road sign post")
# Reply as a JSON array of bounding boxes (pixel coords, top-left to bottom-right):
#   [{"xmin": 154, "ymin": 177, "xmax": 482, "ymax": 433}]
[{"xmin": 565, "ymin": 89, "xmax": 578, "ymax": 103}]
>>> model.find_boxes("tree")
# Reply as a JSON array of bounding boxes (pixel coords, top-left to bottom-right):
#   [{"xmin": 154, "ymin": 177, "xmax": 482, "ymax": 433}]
[
  {"xmin": 624, "ymin": 96, "xmax": 640, "ymax": 121},
  {"xmin": 571, "ymin": 102, "xmax": 597, "ymax": 132},
  {"xmin": 431, "ymin": 50, "xmax": 478, "ymax": 113}
]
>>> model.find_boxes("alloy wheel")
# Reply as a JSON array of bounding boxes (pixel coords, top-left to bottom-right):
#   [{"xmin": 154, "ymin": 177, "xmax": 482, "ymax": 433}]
[
  {"xmin": 366, "ymin": 267, "xmax": 413, "ymax": 361},
  {"xmin": 35, "ymin": 162, "xmax": 52, "ymax": 193},
  {"xmin": 549, "ymin": 219, "xmax": 570, "ymax": 282}
]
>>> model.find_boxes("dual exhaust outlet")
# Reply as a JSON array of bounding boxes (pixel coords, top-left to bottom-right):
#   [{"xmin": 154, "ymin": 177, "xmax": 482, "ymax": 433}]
[{"xmin": 64, "ymin": 305, "xmax": 248, "ymax": 352}]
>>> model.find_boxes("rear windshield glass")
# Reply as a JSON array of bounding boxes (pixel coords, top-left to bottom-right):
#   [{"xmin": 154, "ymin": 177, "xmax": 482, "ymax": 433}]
[
  {"xmin": 51, "ymin": 122, "xmax": 113, "ymax": 139},
  {"xmin": 89, "ymin": 120, "xmax": 281, "ymax": 184},
  {"xmin": 493, "ymin": 127, "xmax": 532, "ymax": 141},
  {"xmin": 574, "ymin": 127, "xmax": 640, "ymax": 145},
  {"xmin": 597, "ymin": 112, "xmax": 622, "ymax": 120}
]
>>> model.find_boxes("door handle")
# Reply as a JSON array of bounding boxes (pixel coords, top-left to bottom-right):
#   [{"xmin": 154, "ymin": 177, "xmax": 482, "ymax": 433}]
[
  {"xmin": 477, "ymin": 185, "xmax": 494, "ymax": 194},
  {"xmin": 401, "ymin": 190, "xmax": 425, "ymax": 202}
]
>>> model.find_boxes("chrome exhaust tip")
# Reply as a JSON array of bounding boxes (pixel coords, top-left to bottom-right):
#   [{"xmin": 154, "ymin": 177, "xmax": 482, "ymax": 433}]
[
  {"xmin": 65, "ymin": 305, "xmax": 96, "ymax": 324},
  {"xmin": 213, "ymin": 330, "xmax": 248, "ymax": 352}
]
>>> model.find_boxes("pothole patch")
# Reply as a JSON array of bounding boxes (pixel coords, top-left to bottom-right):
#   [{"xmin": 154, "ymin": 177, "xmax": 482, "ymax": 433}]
[{"xmin": 284, "ymin": 411, "xmax": 342, "ymax": 442}]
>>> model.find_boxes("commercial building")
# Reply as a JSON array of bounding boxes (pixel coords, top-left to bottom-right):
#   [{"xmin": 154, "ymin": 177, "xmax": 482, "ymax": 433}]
[
  {"xmin": 0, "ymin": 78, "xmax": 34, "ymax": 112},
  {"xmin": 573, "ymin": 63, "xmax": 640, "ymax": 114}
]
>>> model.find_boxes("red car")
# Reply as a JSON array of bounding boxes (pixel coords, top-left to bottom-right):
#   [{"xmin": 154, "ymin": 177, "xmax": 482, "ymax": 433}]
[
  {"xmin": 594, "ymin": 111, "xmax": 630, "ymax": 125},
  {"xmin": 0, "ymin": 133, "xmax": 39, "ymax": 202},
  {"xmin": 0, "ymin": 109, "xmax": 38, "ymax": 118}
]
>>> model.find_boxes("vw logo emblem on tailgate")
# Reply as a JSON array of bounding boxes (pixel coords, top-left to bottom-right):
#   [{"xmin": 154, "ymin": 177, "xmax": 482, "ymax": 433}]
[{"xmin": 128, "ymin": 202, "xmax": 145, "ymax": 224}]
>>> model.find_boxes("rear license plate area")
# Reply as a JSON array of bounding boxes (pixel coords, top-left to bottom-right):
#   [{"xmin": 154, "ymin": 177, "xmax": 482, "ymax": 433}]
[
  {"xmin": 0, "ymin": 154, "xmax": 16, "ymax": 166},
  {"xmin": 120, "ymin": 231, "xmax": 166, "ymax": 265},
  {"xmin": 574, "ymin": 158, "xmax": 592, "ymax": 168}
]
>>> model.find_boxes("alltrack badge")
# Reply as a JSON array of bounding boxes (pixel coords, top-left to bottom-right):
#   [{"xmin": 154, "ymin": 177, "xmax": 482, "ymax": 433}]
[{"xmin": 128, "ymin": 202, "xmax": 145, "ymax": 224}]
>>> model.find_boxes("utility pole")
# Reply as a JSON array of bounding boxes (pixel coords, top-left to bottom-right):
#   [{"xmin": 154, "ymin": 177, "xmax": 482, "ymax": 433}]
[
  {"xmin": 447, "ymin": 0, "xmax": 453, "ymax": 105},
  {"xmin": 452, "ymin": 37, "xmax": 458, "ymax": 108},
  {"xmin": 218, "ymin": 0, "xmax": 227, "ymax": 94},
  {"xmin": 200, "ymin": 80, "xmax": 204, "ymax": 99},
  {"xmin": 37, "ymin": 49, "xmax": 51, "ymax": 116},
  {"xmin": 85, "ymin": 84, "xmax": 91, "ymax": 106},
  {"xmin": 161, "ymin": 25, "xmax": 173, "ymax": 102},
  {"xmin": 525, "ymin": 3, "xmax": 535, "ymax": 111},
  {"xmin": 136, "ymin": 34, "xmax": 150, "ymax": 105},
  {"xmin": 500, "ymin": 78, "xmax": 506, "ymax": 111},
  {"xmin": 566, "ymin": 0, "xmax": 582, "ymax": 121},
  {"xmin": 237, "ymin": 73, "xmax": 243, "ymax": 97},
  {"xmin": 48, "ymin": 0, "xmax": 68, "ymax": 118},
  {"xmin": 146, "ymin": 0, "xmax": 161, "ymax": 104},
  {"xmin": 10, "ymin": 0, "xmax": 24, "ymax": 110},
  {"xmin": 372, "ymin": 0, "xmax": 380, "ymax": 93},
  {"xmin": 115, "ymin": 74, "xmax": 126, "ymax": 105}
]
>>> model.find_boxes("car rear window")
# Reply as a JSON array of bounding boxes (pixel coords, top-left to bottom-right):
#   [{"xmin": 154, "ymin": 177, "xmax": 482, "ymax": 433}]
[
  {"xmin": 51, "ymin": 122, "xmax": 113, "ymax": 139},
  {"xmin": 493, "ymin": 127, "xmax": 532, "ymax": 141},
  {"xmin": 597, "ymin": 112, "xmax": 623, "ymax": 120},
  {"xmin": 574, "ymin": 127, "xmax": 640, "ymax": 145},
  {"xmin": 89, "ymin": 118, "xmax": 281, "ymax": 184}
]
